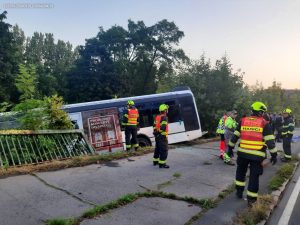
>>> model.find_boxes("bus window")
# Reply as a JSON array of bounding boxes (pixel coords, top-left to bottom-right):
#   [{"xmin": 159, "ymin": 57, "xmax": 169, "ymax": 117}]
[
  {"xmin": 179, "ymin": 96, "xmax": 200, "ymax": 131},
  {"xmin": 136, "ymin": 103, "xmax": 152, "ymax": 128},
  {"xmin": 165, "ymin": 101, "xmax": 181, "ymax": 123},
  {"xmin": 139, "ymin": 109, "xmax": 152, "ymax": 128}
]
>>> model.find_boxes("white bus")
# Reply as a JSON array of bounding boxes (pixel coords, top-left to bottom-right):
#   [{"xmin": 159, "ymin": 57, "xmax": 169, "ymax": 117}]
[{"xmin": 63, "ymin": 87, "xmax": 202, "ymax": 152}]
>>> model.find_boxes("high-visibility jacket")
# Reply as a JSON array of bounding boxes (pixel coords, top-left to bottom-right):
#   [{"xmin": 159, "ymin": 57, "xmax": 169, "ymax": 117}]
[
  {"xmin": 216, "ymin": 115, "xmax": 228, "ymax": 134},
  {"xmin": 153, "ymin": 114, "xmax": 168, "ymax": 137},
  {"xmin": 122, "ymin": 107, "xmax": 139, "ymax": 126},
  {"xmin": 225, "ymin": 116, "xmax": 237, "ymax": 131},
  {"xmin": 228, "ymin": 115, "xmax": 277, "ymax": 161},
  {"xmin": 281, "ymin": 116, "xmax": 295, "ymax": 137}
]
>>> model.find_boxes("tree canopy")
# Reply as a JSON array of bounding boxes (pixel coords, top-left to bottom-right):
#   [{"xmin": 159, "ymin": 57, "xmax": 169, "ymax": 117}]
[
  {"xmin": 0, "ymin": 10, "xmax": 299, "ymax": 132},
  {"xmin": 65, "ymin": 19, "xmax": 188, "ymax": 102}
]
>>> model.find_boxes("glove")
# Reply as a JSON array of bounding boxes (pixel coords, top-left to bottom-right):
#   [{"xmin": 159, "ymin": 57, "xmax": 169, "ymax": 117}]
[{"xmin": 270, "ymin": 153, "xmax": 277, "ymax": 165}]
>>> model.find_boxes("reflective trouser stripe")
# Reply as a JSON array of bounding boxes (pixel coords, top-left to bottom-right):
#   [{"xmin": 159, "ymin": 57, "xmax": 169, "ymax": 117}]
[
  {"xmin": 217, "ymin": 129, "xmax": 225, "ymax": 134},
  {"xmin": 235, "ymin": 180, "xmax": 246, "ymax": 187},
  {"xmin": 285, "ymin": 154, "xmax": 292, "ymax": 159},
  {"xmin": 229, "ymin": 141, "xmax": 235, "ymax": 147},
  {"xmin": 247, "ymin": 190, "xmax": 258, "ymax": 198},
  {"xmin": 234, "ymin": 130, "xmax": 240, "ymax": 137},
  {"xmin": 153, "ymin": 158, "xmax": 159, "ymax": 162},
  {"xmin": 126, "ymin": 145, "xmax": 131, "ymax": 148},
  {"xmin": 133, "ymin": 144, "xmax": 139, "ymax": 147},
  {"xmin": 264, "ymin": 135, "xmax": 275, "ymax": 141},
  {"xmin": 159, "ymin": 160, "xmax": 166, "ymax": 164},
  {"xmin": 269, "ymin": 147, "xmax": 278, "ymax": 153}
]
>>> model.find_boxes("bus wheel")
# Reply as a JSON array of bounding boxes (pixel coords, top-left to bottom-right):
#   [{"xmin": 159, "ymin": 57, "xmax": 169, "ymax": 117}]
[{"xmin": 138, "ymin": 136, "xmax": 151, "ymax": 147}]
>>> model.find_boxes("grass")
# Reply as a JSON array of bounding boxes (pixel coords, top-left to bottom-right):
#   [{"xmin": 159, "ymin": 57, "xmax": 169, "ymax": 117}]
[
  {"xmin": 268, "ymin": 162, "xmax": 296, "ymax": 191},
  {"xmin": 45, "ymin": 219, "xmax": 75, "ymax": 225},
  {"xmin": 233, "ymin": 195, "xmax": 274, "ymax": 225},
  {"xmin": 173, "ymin": 172, "xmax": 181, "ymax": 178},
  {"xmin": 46, "ymin": 190, "xmax": 217, "ymax": 225}
]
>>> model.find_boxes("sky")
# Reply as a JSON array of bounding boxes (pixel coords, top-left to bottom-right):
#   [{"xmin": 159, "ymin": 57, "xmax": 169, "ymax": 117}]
[{"xmin": 1, "ymin": 0, "xmax": 300, "ymax": 89}]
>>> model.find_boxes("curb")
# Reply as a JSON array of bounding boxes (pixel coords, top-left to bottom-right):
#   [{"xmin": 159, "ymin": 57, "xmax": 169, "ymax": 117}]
[{"xmin": 258, "ymin": 158, "xmax": 300, "ymax": 225}]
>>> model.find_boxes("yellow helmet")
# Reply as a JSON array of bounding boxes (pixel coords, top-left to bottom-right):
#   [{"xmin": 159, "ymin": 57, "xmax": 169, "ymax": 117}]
[
  {"xmin": 159, "ymin": 104, "xmax": 169, "ymax": 112},
  {"xmin": 283, "ymin": 108, "xmax": 292, "ymax": 114},
  {"xmin": 251, "ymin": 101, "xmax": 267, "ymax": 112},
  {"xmin": 127, "ymin": 100, "xmax": 135, "ymax": 106}
]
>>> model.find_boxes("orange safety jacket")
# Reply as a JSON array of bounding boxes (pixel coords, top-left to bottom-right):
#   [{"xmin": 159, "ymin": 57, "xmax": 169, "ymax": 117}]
[
  {"xmin": 238, "ymin": 116, "xmax": 267, "ymax": 158},
  {"xmin": 127, "ymin": 108, "xmax": 139, "ymax": 125},
  {"xmin": 154, "ymin": 114, "xmax": 168, "ymax": 137}
]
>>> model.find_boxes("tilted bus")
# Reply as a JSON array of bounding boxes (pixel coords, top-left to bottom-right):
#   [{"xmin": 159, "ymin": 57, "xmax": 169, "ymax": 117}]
[{"xmin": 63, "ymin": 87, "xmax": 202, "ymax": 152}]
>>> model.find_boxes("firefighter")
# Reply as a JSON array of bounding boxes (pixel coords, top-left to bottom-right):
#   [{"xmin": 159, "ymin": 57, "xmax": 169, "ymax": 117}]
[
  {"xmin": 227, "ymin": 101, "xmax": 277, "ymax": 206},
  {"xmin": 216, "ymin": 111, "xmax": 229, "ymax": 159},
  {"xmin": 153, "ymin": 104, "xmax": 169, "ymax": 168},
  {"xmin": 223, "ymin": 110, "xmax": 238, "ymax": 164},
  {"xmin": 281, "ymin": 108, "xmax": 295, "ymax": 162},
  {"xmin": 122, "ymin": 100, "xmax": 139, "ymax": 151}
]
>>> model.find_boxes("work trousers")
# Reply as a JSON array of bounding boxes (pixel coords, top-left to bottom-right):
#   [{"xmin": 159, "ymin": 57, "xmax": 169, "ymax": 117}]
[
  {"xmin": 219, "ymin": 134, "xmax": 225, "ymax": 156},
  {"xmin": 283, "ymin": 136, "xmax": 292, "ymax": 159},
  {"xmin": 125, "ymin": 126, "xmax": 138, "ymax": 150},
  {"xmin": 235, "ymin": 157, "xmax": 263, "ymax": 201},
  {"xmin": 153, "ymin": 135, "xmax": 168, "ymax": 165}
]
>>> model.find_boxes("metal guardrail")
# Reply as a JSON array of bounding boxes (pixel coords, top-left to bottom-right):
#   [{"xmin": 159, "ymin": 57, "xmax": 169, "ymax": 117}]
[{"xmin": 0, "ymin": 130, "xmax": 95, "ymax": 167}]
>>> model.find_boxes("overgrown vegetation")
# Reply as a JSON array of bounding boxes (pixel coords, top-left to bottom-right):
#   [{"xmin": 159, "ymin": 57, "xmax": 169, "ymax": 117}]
[
  {"xmin": 233, "ymin": 195, "xmax": 274, "ymax": 225},
  {"xmin": 268, "ymin": 162, "xmax": 296, "ymax": 191}
]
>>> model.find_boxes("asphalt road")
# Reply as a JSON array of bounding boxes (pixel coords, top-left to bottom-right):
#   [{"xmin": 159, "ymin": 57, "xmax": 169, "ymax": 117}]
[{"xmin": 267, "ymin": 128, "xmax": 300, "ymax": 225}]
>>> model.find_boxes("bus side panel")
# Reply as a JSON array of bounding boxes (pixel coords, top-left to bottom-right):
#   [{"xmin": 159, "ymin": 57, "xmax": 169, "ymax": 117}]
[{"xmin": 168, "ymin": 122, "xmax": 188, "ymax": 144}]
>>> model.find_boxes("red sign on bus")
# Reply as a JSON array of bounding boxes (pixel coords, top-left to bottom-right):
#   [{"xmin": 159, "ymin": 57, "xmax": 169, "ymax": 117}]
[{"xmin": 82, "ymin": 108, "xmax": 123, "ymax": 151}]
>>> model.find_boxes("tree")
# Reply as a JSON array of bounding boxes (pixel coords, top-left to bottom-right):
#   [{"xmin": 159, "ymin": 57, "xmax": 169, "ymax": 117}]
[
  {"xmin": 66, "ymin": 19, "xmax": 188, "ymax": 103},
  {"xmin": 251, "ymin": 81, "xmax": 284, "ymax": 113},
  {"xmin": 15, "ymin": 64, "xmax": 38, "ymax": 100},
  {"xmin": 24, "ymin": 32, "xmax": 76, "ymax": 97},
  {"xmin": 0, "ymin": 11, "xmax": 19, "ymax": 104},
  {"xmin": 175, "ymin": 55, "xmax": 246, "ymax": 132}
]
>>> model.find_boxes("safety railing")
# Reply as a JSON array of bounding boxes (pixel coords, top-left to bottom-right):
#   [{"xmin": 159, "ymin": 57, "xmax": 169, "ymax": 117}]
[{"xmin": 0, "ymin": 130, "xmax": 95, "ymax": 167}]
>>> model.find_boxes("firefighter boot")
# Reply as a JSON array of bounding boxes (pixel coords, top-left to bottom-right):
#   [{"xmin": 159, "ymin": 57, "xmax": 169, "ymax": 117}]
[
  {"xmin": 236, "ymin": 189, "xmax": 243, "ymax": 199},
  {"xmin": 153, "ymin": 161, "xmax": 158, "ymax": 166},
  {"xmin": 247, "ymin": 197, "xmax": 257, "ymax": 207},
  {"xmin": 281, "ymin": 157, "xmax": 291, "ymax": 162},
  {"xmin": 159, "ymin": 164, "xmax": 170, "ymax": 169}
]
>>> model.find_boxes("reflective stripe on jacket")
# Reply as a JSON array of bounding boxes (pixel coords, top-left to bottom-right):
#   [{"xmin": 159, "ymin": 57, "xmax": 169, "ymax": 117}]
[
  {"xmin": 122, "ymin": 108, "xmax": 139, "ymax": 126},
  {"xmin": 281, "ymin": 116, "xmax": 295, "ymax": 137},
  {"xmin": 154, "ymin": 114, "xmax": 168, "ymax": 137},
  {"xmin": 216, "ymin": 115, "xmax": 228, "ymax": 134},
  {"xmin": 238, "ymin": 116, "xmax": 267, "ymax": 158}
]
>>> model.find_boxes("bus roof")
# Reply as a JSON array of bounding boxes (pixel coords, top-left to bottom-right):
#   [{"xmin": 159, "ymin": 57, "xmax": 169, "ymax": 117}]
[{"xmin": 63, "ymin": 89, "xmax": 193, "ymax": 112}]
